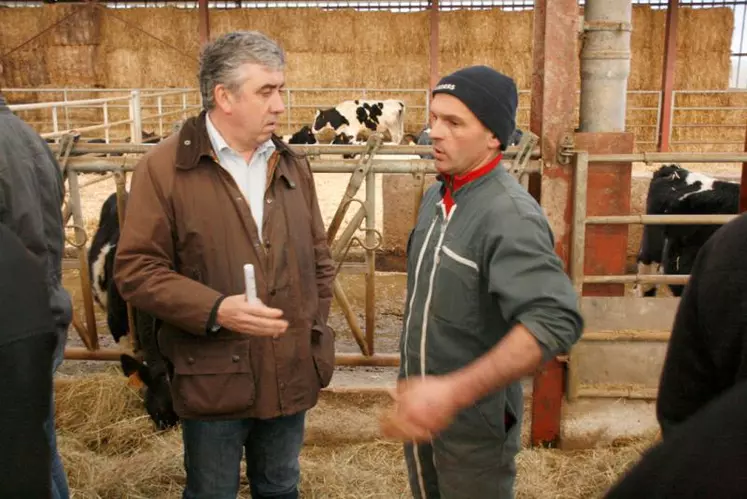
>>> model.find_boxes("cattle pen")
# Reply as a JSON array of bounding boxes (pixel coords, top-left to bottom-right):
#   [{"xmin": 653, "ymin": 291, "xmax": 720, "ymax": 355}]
[
  {"xmin": 42, "ymin": 135, "xmax": 747, "ymax": 497},
  {"xmin": 6, "ymin": 0, "xmax": 747, "ymax": 496}
]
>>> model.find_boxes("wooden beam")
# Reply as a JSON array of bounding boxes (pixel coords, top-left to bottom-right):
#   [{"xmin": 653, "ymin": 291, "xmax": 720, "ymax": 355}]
[
  {"xmin": 198, "ymin": 0, "xmax": 210, "ymax": 46},
  {"xmin": 657, "ymin": 0, "xmax": 679, "ymax": 152},
  {"xmin": 429, "ymin": 0, "xmax": 440, "ymax": 93}
]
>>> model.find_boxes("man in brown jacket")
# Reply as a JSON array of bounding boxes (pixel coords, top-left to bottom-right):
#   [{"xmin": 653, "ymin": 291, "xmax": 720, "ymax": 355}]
[{"xmin": 114, "ymin": 31, "xmax": 336, "ymax": 499}]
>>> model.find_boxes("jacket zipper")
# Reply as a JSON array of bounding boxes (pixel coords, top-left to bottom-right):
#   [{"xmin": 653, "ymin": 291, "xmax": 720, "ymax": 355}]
[
  {"xmin": 418, "ymin": 202, "xmax": 456, "ymax": 378},
  {"xmin": 403, "ymin": 217, "xmax": 438, "ymax": 378}
]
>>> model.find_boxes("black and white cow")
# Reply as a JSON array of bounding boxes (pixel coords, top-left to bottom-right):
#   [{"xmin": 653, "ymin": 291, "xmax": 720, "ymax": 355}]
[
  {"xmin": 636, "ymin": 164, "xmax": 739, "ymax": 297},
  {"xmin": 312, "ymin": 99, "xmax": 406, "ymax": 145},
  {"xmin": 88, "ymin": 192, "xmax": 178, "ymax": 430}
]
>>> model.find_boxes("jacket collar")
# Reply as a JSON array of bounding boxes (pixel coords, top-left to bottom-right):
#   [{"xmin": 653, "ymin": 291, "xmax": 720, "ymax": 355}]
[{"xmin": 176, "ymin": 110, "xmax": 303, "ymax": 171}]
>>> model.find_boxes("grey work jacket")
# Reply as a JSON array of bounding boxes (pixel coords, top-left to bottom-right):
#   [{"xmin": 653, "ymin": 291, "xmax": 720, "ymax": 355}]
[{"xmin": 400, "ymin": 163, "xmax": 583, "ymax": 440}]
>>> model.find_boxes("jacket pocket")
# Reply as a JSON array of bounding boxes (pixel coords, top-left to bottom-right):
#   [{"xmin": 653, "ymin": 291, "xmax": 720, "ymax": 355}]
[
  {"xmin": 443, "ymin": 391, "xmax": 511, "ymax": 443},
  {"xmin": 170, "ymin": 339, "xmax": 255, "ymax": 417},
  {"xmin": 311, "ymin": 323, "xmax": 335, "ymax": 388},
  {"xmin": 431, "ymin": 244, "xmax": 481, "ymax": 329},
  {"xmin": 475, "ymin": 392, "xmax": 516, "ymax": 442}
]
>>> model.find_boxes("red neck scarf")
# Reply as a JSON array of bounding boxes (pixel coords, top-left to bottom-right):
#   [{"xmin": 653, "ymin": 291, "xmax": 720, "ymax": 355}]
[{"xmin": 442, "ymin": 153, "xmax": 502, "ymax": 215}]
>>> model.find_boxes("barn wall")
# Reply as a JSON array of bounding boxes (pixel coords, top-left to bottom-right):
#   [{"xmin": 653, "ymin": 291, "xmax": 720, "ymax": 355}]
[{"xmin": 0, "ymin": 4, "xmax": 734, "ymax": 137}]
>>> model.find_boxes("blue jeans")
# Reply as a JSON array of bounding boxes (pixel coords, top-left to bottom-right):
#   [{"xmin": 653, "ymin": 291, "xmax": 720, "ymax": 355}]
[
  {"xmin": 48, "ymin": 327, "xmax": 70, "ymax": 499},
  {"xmin": 181, "ymin": 410, "xmax": 306, "ymax": 499}
]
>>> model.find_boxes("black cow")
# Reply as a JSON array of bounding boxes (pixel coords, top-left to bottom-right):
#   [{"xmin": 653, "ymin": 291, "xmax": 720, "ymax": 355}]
[
  {"xmin": 120, "ymin": 350, "xmax": 178, "ymax": 431},
  {"xmin": 635, "ymin": 164, "xmax": 739, "ymax": 297},
  {"xmin": 46, "ymin": 135, "xmax": 113, "ymax": 158},
  {"xmin": 88, "ymin": 192, "xmax": 178, "ymax": 430},
  {"xmin": 284, "ymin": 125, "xmax": 317, "ymax": 145}
]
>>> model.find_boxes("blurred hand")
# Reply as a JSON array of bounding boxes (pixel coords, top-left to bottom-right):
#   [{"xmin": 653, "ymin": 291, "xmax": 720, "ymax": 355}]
[
  {"xmin": 379, "ymin": 375, "xmax": 463, "ymax": 442},
  {"xmin": 216, "ymin": 295, "xmax": 288, "ymax": 338}
]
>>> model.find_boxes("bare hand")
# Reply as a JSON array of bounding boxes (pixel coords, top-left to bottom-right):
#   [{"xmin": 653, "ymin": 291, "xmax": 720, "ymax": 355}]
[
  {"xmin": 379, "ymin": 375, "xmax": 463, "ymax": 442},
  {"xmin": 216, "ymin": 295, "xmax": 288, "ymax": 338}
]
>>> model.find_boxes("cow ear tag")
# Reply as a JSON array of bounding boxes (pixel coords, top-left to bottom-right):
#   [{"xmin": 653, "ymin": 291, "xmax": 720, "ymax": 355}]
[{"xmin": 127, "ymin": 372, "xmax": 145, "ymax": 389}]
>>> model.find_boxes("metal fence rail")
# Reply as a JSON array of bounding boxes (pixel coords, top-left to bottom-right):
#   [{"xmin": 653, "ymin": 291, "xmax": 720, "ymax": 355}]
[
  {"xmin": 567, "ymin": 150, "xmax": 747, "ymax": 401},
  {"xmin": 56, "ymin": 136, "xmax": 539, "ymax": 364},
  {"xmin": 6, "ymin": 89, "xmax": 202, "ymax": 142},
  {"xmin": 7, "ymin": 86, "xmax": 747, "ymax": 151}
]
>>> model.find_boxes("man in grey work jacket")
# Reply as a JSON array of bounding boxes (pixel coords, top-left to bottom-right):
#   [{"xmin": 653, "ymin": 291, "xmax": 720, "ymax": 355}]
[{"xmin": 380, "ymin": 66, "xmax": 584, "ymax": 498}]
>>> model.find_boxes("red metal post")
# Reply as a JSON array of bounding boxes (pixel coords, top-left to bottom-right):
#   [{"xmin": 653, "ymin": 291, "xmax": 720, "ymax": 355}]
[
  {"xmin": 528, "ymin": 0, "xmax": 580, "ymax": 448},
  {"xmin": 657, "ymin": 0, "xmax": 679, "ymax": 152},
  {"xmin": 576, "ymin": 133, "xmax": 634, "ymax": 297},
  {"xmin": 429, "ymin": 0, "xmax": 440, "ymax": 103},
  {"xmin": 198, "ymin": 0, "xmax": 210, "ymax": 46}
]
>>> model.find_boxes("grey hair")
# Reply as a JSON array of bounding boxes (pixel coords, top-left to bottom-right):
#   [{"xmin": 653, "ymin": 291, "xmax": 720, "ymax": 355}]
[{"xmin": 199, "ymin": 31, "xmax": 285, "ymax": 111}]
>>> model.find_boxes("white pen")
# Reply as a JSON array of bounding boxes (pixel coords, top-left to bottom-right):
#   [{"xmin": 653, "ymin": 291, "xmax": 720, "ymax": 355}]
[{"xmin": 244, "ymin": 263, "xmax": 258, "ymax": 304}]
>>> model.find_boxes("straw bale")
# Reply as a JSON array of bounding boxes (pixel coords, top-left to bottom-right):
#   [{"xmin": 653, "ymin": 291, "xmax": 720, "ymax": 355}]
[
  {"xmin": 438, "ymin": 9, "xmax": 534, "ymax": 89},
  {"xmin": 97, "ymin": 7, "xmax": 200, "ymax": 88},
  {"xmin": 0, "ymin": 5, "xmax": 732, "ymax": 93},
  {"xmin": 45, "ymin": 46, "xmax": 101, "ymax": 87},
  {"xmin": 0, "ymin": 6, "xmax": 44, "ymax": 51},
  {"xmin": 0, "ymin": 6, "xmax": 48, "ymax": 91},
  {"xmin": 0, "ymin": 4, "xmax": 736, "ymax": 147},
  {"xmin": 629, "ymin": 6, "xmax": 733, "ymax": 91},
  {"xmin": 44, "ymin": 4, "xmax": 102, "ymax": 46}
]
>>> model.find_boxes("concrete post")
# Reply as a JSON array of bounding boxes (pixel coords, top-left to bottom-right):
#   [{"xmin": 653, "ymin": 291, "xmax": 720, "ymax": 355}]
[{"xmin": 579, "ymin": 0, "xmax": 633, "ymax": 132}]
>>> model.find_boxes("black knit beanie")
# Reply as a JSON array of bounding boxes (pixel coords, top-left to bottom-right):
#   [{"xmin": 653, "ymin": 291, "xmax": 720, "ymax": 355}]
[{"xmin": 432, "ymin": 65, "xmax": 518, "ymax": 151}]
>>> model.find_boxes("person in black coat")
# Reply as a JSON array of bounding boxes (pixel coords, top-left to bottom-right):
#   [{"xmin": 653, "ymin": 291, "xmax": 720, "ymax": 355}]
[
  {"xmin": 605, "ymin": 376, "xmax": 747, "ymax": 498},
  {"xmin": 0, "ymin": 222, "xmax": 59, "ymax": 497},
  {"xmin": 656, "ymin": 211, "xmax": 747, "ymax": 437}
]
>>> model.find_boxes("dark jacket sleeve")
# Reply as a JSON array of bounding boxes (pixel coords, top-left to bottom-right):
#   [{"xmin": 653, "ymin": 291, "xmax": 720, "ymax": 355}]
[
  {"xmin": 113, "ymin": 156, "xmax": 223, "ymax": 336},
  {"xmin": 0, "ymin": 114, "xmax": 72, "ymax": 335},
  {"xmin": 486, "ymin": 212, "xmax": 584, "ymax": 361}
]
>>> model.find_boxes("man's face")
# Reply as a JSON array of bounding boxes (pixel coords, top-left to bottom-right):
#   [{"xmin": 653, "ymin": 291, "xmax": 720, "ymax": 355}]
[
  {"xmin": 216, "ymin": 62, "xmax": 286, "ymax": 146},
  {"xmin": 428, "ymin": 93, "xmax": 500, "ymax": 176}
]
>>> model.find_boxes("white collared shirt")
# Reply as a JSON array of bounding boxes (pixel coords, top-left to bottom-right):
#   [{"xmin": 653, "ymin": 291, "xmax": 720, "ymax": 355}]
[{"xmin": 205, "ymin": 112, "xmax": 276, "ymax": 241}]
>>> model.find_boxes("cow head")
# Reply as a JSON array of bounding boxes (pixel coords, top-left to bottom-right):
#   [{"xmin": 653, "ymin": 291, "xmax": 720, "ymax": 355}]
[
  {"xmin": 646, "ymin": 164, "xmax": 691, "ymax": 215},
  {"xmin": 312, "ymin": 108, "xmax": 350, "ymax": 134},
  {"xmin": 120, "ymin": 354, "xmax": 179, "ymax": 431}
]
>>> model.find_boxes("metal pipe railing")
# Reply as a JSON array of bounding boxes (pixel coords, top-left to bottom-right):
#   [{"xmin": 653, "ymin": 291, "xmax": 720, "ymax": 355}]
[
  {"xmin": 584, "ymin": 274, "xmax": 689, "ymax": 285},
  {"xmin": 57, "ymin": 158, "xmax": 543, "ymax": 176},
  {"xmin": 586, "ymin": 214, "xmax": 737, "ymax": 225},
  {"xmin": 568, "ymin": 148, "xmax": 741, "ymax": 403},
  {"xmin": 588, "ymin": 152, "xmax": 747, "ymax": 163},
  {"xmin": 48, "ymin": 141, "xmax": 540, "ymax": 158},
  {"xmin": 41, "ymin": 118, "xmax": 134, "ymax": 139},
  {"xmin": 7, "ymin": 94, "xmax": 133, "ymax": 111}
]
